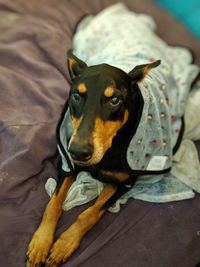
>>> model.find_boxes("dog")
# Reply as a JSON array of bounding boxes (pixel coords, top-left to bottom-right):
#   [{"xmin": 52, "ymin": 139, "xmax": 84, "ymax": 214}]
[
  {"xmin": 26, "ymin": 3, "xmax": 199, "ymax": 267},
  {"xmin": 26, "ymin": 49, "xmax": 161, "ymax": 267}
]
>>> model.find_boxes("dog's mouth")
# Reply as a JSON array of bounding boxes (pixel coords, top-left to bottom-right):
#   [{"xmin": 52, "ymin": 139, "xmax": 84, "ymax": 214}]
[
  {"xmin": 69, "ymin": 153, "xmax": 104, "ymax": 167},
  {"xmin": 71, "ymin": 159, "xmax": 95, "ymax": 167}
]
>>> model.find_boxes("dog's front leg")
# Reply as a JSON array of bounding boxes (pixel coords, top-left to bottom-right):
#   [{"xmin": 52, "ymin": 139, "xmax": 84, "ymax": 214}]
[
  {"xmin": 45, "ymin": 184, "xmax": 117, "ymax": 267},
  {"xmin": 26, "ymin": 176, "xmax": 74, "ymax": 267}
]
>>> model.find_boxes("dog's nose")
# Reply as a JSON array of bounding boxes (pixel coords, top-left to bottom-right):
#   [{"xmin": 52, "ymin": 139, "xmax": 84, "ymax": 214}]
[{"xmin": 68, "ymin": 142, "xmax": 93, "ymax": 162}]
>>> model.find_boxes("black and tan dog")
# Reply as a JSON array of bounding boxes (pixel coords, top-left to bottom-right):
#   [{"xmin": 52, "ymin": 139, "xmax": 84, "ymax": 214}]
[{"xmin": 26, "ymin": 51, "xmax": 160, "ymax": 267}]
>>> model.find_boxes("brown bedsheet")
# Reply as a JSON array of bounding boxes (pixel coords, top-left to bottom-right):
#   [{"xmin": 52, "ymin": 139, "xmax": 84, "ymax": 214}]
[{"xmin": 0, "ymin": 1, "xmax": 200, "ymax": 266}]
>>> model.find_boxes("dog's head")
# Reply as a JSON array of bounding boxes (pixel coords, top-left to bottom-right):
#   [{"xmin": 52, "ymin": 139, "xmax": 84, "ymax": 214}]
[{"xmin": 67, "ymin": 51, "xmax": 160, "ymax": 166}]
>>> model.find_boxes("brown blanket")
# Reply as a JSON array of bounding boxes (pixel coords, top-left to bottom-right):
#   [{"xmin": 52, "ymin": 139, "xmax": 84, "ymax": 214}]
[{"xmin": 0, "ymin": 1, "xmax": 200, "ymax": 266}]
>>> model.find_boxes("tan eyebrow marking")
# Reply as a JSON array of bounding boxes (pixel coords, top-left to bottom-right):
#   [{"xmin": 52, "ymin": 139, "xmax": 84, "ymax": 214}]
[
  {"xmin": 104, "ymin": 86, "xmax": 115, "ymax": 98},
  {"xmin": 77, "ymin": 83, "xmax": 87, "ymax": 94}
]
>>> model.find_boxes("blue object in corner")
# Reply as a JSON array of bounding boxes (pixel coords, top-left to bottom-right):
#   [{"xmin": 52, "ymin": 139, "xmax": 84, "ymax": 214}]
[{"xmin": 155, "ymin": 0, "xmax": 200, "ymax": 38}]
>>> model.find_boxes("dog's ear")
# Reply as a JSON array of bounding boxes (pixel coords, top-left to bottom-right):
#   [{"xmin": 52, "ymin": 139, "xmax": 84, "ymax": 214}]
[
  {"xmin": 128, "ymin": 60, "xmax": 161, "ymax": 83},
  {"xmin": 67, "ymin": 50, "xmax": 87, "ymax": 81}
]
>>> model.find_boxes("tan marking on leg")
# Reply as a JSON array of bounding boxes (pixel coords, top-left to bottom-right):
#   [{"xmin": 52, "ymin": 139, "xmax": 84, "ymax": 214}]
[
  {"xmin": 104, "ymin": 85, "xmax": 115, "ymax": 97},
  {"xmin": 26, "ymin": 177, "xmax": 74, "ymax": 267},
  {"xmin": 41, "ymin": 177, "xmax": 74, "ymax": 224},
  {"xmin": 45, "ymin": 184, "xmax": 117, "ymax": 266},
  {"xmin": 77, "ymin": 83, "xmax": 87, "ymax": 94}
]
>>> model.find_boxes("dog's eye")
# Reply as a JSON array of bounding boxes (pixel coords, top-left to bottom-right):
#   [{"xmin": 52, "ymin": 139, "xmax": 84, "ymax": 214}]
[
  {"xmin": 109, "ymin": 96, "xmax": 121, "ymax": 106},
  {"xmin": 72, "ymin": 92, "xmax": 81, "ymax": 103}
]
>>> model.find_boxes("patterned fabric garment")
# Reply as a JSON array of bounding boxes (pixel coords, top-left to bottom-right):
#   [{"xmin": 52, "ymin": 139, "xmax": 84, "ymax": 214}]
[
  {"xmin": 72, "ymin": 3, "xmax": 199, "ymax": 172},
  {"xmin": 46, "ymin": 3, "xmax": 200, "ymax": 212}
]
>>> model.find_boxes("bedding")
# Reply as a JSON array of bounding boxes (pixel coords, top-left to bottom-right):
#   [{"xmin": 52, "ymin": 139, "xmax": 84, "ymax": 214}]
[{"xmin": 0, "ymin": 1, "xmax": 200, "ymax": 267}]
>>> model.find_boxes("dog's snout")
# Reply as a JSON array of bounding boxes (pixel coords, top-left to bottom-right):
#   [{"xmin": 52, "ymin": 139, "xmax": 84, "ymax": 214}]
[{"xmin": 68, "ymin": 142, "xmax": 93, "ymax": 162}]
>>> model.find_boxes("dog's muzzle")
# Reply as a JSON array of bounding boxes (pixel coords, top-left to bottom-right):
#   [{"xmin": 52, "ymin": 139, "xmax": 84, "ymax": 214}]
[{"xmin": 68, "ymin": 142, "xmax": 93, "ymax": 162}]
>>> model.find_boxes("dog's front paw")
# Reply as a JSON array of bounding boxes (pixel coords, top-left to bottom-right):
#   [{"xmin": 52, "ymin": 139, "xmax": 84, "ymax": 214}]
[
  {"xmin": 45, "ymin": 229, "xmax": 81, "ymax": 267},
  {"xmin": 26, "ymin": 227, "xmax": 53, "ymax": 267}
]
